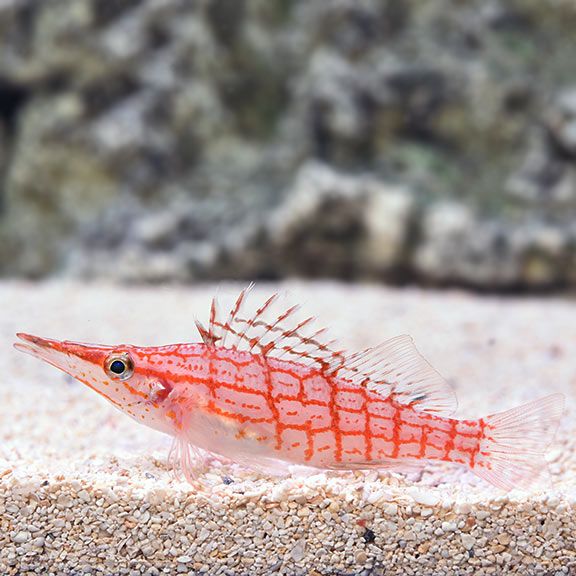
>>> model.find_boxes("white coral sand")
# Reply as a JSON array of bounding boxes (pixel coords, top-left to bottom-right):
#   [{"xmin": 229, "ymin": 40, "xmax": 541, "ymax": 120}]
[{"xmin": 0, "ymin": 281, "xmax": 574, "ymax": 575}]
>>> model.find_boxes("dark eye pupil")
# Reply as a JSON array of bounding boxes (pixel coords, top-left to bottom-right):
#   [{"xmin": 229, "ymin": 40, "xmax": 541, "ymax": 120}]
[{"xmin": 109, "ymin": 360, "xmax": 126, "ymax": 374}]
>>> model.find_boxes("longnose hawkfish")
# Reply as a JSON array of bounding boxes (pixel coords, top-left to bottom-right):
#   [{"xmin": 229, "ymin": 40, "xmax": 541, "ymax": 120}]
[{"xmin": 15, "ymin": 288, "xmax": 564, "ymax": 490}]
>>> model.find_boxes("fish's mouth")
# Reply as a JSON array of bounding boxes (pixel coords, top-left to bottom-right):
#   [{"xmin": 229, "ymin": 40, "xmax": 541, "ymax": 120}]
[{"xmin": 14, "ymin": 333, "xmax": 69, "ymax": 368}]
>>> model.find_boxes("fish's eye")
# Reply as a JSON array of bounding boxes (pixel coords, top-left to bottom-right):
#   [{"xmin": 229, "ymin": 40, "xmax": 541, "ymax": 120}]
[{"xmin": 105, "ymin": 353, "xmax": 134, "ymax": 381}]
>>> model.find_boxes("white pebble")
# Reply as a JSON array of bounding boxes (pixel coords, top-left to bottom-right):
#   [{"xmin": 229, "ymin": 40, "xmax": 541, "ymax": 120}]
[
  {"xmin": 383, "ymin": 503, "xmax": 398, "ymax": 516},
  {"xmin": 13, "ymin": 531, "xmax": 30, "ymax": 544},
  {"xmin": 461, "ymin": 534, "xmax": 476, "ymax": 550},
  {"xmin": 290, "ymin": 539, "xmax": 306, "ymax": 562},
  {"xmin": 77, "ymin": 490, "xmax": 90, "ymax": 502},
  {"xmin": 177, "ymin": 556, "xmax": 192, "ymax": 563},
  {"xmin": 407, "ymin": 488, "xmax": 439, "ymax": 507}
]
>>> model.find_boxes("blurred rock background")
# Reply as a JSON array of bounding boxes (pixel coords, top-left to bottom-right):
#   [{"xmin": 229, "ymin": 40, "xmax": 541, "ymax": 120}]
[{"xmin": 0, "ymin": 0, "xmax": 575, "ymax": 289}]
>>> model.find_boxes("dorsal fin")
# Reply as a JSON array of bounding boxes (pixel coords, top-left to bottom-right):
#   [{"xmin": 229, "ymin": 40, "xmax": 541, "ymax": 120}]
[
  {"xmin": 334, "ymin": 335, "xmax": 457, "ymax": 416},
  {"xmin": 195, "ymin": 286, "xmax": 347, "ymax": 369},
  {"xmin": 196, "ymin": 289, "xmax": 457, "ymax": 416}
]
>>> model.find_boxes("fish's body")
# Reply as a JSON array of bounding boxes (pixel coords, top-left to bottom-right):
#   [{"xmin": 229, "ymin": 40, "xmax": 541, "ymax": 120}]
[
  {"xmin": 15, "ymin": 288, "xmax": 564, "ymax": 490},
  {"xmin": 139, "ymin": 345, "xmax": 483, "ymax": 470}
]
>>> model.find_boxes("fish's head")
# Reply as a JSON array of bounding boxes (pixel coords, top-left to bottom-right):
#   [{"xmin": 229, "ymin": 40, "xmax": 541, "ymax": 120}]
[{"xmin": 15, "ymin": 333, "xmax": 177, "ymax": 434}]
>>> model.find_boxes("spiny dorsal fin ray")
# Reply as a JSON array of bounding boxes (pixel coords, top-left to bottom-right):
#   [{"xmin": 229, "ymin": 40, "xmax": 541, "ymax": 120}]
[
  {"xmin": 333, "ymin": 335, "xmax": 457, "ymax": 416},
  {"xmin": 220, "ymin": 282, "xmax": 255, "ymax": 348},
  {"xmin": 196, "ymin": 287, "xmax": 347, "ymax": 369},
  {"xmin": 195, "ymin": 319, "xmax": 217, "ymax": 347},
  {"xmin": 197, "ymin": 289, "xmax": 457, "ymax": 416}
]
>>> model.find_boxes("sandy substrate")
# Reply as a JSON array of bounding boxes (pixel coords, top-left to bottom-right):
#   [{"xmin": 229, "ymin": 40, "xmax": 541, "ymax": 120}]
[{"xmin": 0, "ymin": 281, "xmax": 575, "ymax": 576}]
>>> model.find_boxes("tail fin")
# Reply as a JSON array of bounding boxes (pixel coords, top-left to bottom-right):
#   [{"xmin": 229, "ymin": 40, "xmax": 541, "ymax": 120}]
[{"xmin": 473, "ymin": 393, "xmax": 565, "ymax": 491}]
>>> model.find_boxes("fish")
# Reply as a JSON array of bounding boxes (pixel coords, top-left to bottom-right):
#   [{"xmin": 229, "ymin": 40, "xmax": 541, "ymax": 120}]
[{"xmin": 14, "ymin": 287, "xmax": 564, "ymax": 490}]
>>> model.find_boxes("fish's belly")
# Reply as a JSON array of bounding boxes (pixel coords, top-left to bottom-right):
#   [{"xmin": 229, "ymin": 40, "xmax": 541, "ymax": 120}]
[{"xmin": 183, "ymin": 406, "xmax": 281, "ymax": 464}]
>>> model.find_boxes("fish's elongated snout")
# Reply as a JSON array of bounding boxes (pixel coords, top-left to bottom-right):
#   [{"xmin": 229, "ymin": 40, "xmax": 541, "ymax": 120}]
[
  {"xmin": 14, "ymin": 332, "xmax": 113, "ymax": 374},
  {"xmin": 14, "ymin": 333, "xmax": 66, "ymax": 364},
  {"xmin": 15, "ymin": 332, "xmax": 97, "ymax": 378},
  {"xmin": 16, "ymin": 332, "xmax": 59, "ymax": 349}
]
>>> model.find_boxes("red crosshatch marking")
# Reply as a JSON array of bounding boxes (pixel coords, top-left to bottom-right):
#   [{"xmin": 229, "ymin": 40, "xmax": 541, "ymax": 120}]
[{"xmin": 147, "ymin": 343, "xmax": 483, "ymax": 467}]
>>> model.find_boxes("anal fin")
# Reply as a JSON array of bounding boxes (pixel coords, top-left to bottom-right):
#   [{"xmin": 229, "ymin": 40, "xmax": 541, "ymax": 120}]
[{"xmin": 328, "ymin": 458, "xmax": 425, "ymax": 474}]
